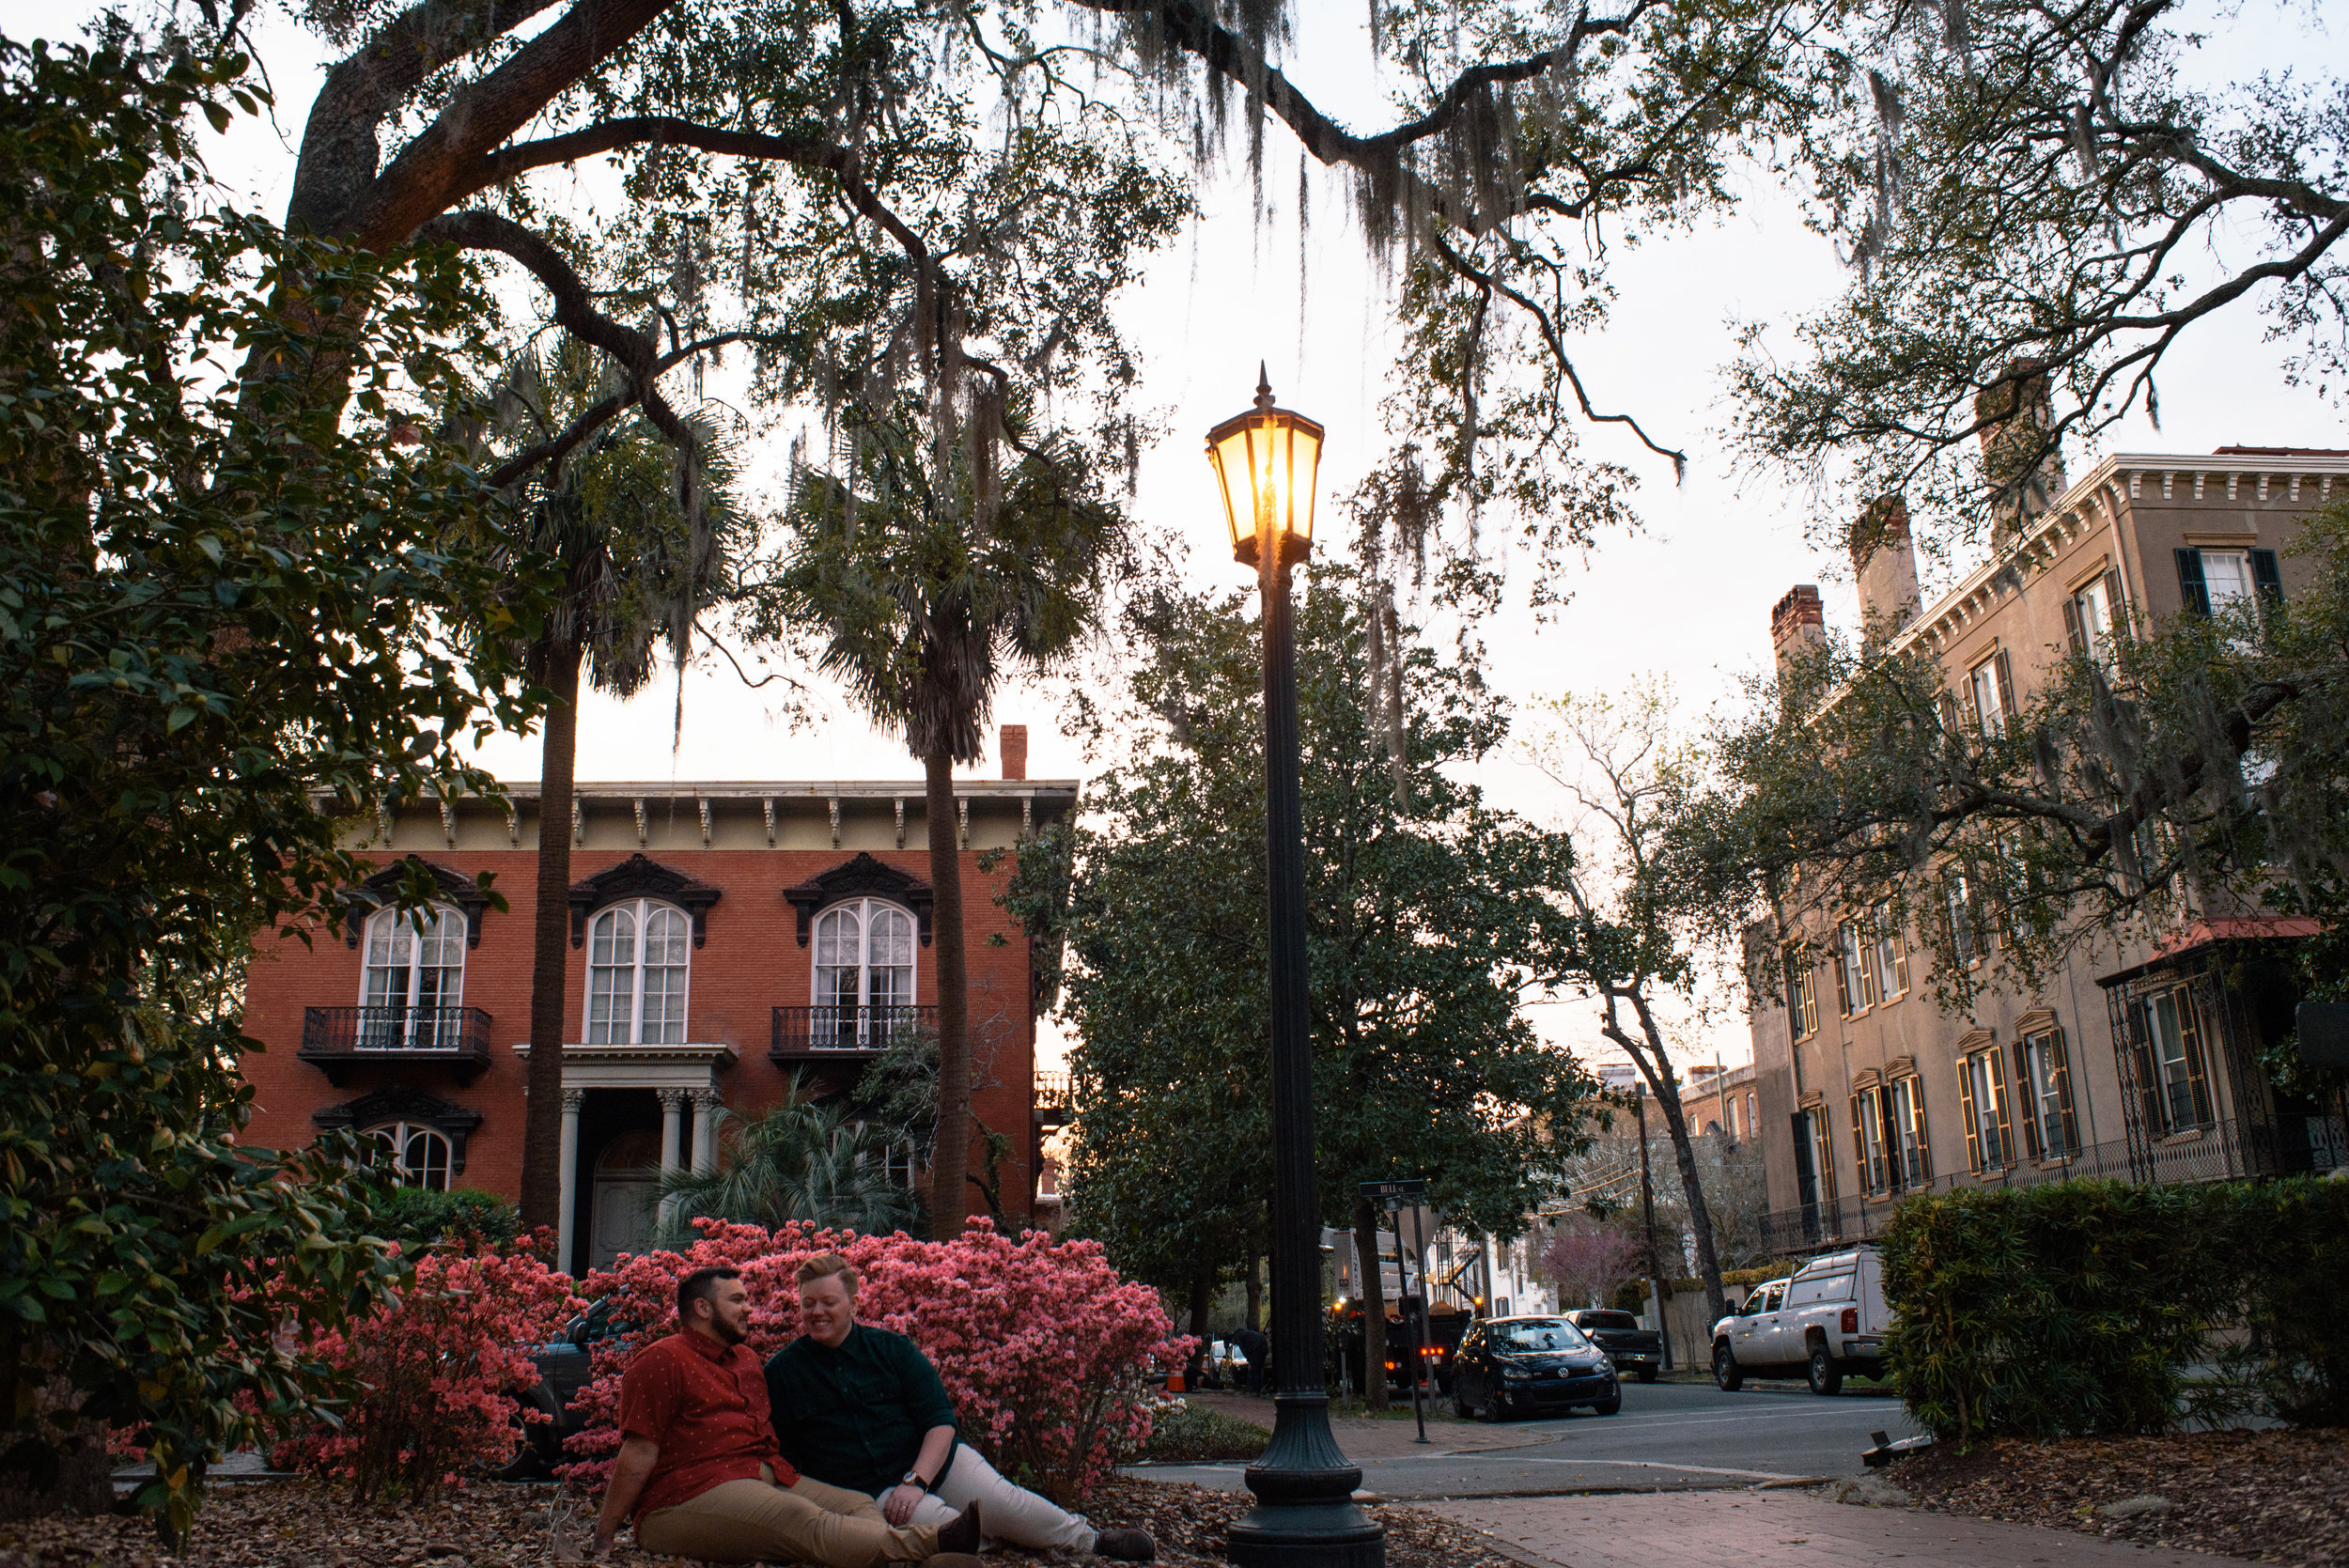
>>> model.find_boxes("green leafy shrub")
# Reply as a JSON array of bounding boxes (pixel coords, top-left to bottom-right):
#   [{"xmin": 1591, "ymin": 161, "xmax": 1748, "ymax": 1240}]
[
  {"xmin": 1138, "ymin": 1402, "xmax": 1270, "ymax": 1462},
  {"xmin": 1883, "ymin": 1177, "xmax": 2349, "ymax": 1443},
  {"xmin": 372, "ymin": 1187, "xmax": 522, "ymax": 1252}
]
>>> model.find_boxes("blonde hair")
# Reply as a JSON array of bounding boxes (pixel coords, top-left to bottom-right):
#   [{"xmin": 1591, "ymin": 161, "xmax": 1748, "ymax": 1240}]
[{"xmin": 796, "ymin": 1252, "xmax": 860, "ymax": 1293}]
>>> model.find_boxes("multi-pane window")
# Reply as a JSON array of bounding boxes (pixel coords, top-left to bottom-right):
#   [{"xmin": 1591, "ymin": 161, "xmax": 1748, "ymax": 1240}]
[
  {"xmin": 1851, "ymin": 1076, "xmax": 1931, "ymax": 1197},
  {"xmin": 812, "ymin": 898, "xmax": 919, "ymax": 1048},
  {"xmin": 2067, "ymin": 572, "xmax": 2123, "ymax": 668},
  {"xmin": 1835, "ymin": 922, "xmax": 1876, "ymax": 1017},
  {"xmin": 366, "ymin": 1121, "xmax": 451, "ymax": 1190},
  {"xmin": 2139, "ymin": 986, "xmax": 2214, "ymax": 1132},
  {"xmin": 1959, "ymin": 1048, "xmax": 2015, "ymax": 1172},
  {"xmin": 2176, "ymin": 547, "xmax": 2280, "ymax": 630},
  {"xmin": 2018, "ymin": 1029, "xmax": 2077, "ymax": 1157},
  {"xmin": 1785, "ymin": 959, "xmax": 1819, "ymax": 1040},
  {"xmin": 585, "ymin": 899, "xmax": 691, "ymax": 1045},
  {"xmin": 1944, "ymin": 874, "xmax": 1980, "ymax": 967},
  {"xmin": 1872, "ymin": 905, "xmax": 1908, "ymax": 1001},
  {"xmin": 360, "ymin": 905, "xmax": 465, "ymax": 1048},
  {"xmin": 1966, "ymin": 650, "xmax": 2015, "ymax": 737}
]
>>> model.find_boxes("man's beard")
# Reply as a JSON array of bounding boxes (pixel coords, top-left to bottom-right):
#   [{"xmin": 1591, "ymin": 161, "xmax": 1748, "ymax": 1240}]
[{"xmin": 711, "ymin": 1313, "xmax": 748, "ymax": 1346}]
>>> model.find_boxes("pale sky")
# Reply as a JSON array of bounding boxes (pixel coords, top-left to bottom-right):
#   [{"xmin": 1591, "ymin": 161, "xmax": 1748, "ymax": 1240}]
[{"xmin": 9, "ymin": 0, "xmax": 2341, "ymax": 1074}]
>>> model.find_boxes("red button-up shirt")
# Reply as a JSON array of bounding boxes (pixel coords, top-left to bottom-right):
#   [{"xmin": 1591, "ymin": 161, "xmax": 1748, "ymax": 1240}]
[{"xmin": 619, "ymin": 1330, "xmax": 798, "ymax": 1522}]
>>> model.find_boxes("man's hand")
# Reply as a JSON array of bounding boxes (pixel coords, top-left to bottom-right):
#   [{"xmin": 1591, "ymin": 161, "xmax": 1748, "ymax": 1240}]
[{"xmin": 883, "ymin": 1483, "xmax": 925, "ymax": 1526}]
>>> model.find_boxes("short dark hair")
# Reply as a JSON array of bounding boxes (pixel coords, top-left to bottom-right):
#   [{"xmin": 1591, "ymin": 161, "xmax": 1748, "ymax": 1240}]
[{"xmin": 677, "ymin": 1265, "xmax": 742, "ymax": 1325}]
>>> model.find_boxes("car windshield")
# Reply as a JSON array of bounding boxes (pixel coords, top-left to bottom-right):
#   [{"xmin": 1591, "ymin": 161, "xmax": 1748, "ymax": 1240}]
[
  {"xmin": 1495, "ymin": 1320, "xmax": 1591, "ymax": 1353},
  {"xmin": 1577, "ymin": 1312, "xmax": 1640, "ymax": 1330}
]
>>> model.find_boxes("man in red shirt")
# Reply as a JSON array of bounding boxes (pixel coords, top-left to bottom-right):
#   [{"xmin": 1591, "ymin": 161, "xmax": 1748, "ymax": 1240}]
[{"xmin": 594, "ymin": 1266, "xmax": 983, "ymax": 1563}]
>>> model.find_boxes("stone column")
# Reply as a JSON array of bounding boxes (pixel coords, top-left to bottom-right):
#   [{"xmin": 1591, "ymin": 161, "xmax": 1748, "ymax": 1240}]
[
  {"xmin": 690, "ymin": 1089, "xmax": 722, "ymax": 1174},
  {"xmin": 657, "ymin": 1089, "xmax": 686, "ymax": 1230},
  {"xmin": 557, "ymin": 1088, "xmax": 583, "ymax": 1277}
]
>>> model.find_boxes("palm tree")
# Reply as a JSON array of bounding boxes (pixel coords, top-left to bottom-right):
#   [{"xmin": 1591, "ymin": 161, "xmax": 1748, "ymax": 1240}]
[
  {"xmin": 656, "ymin": 1078, "xmax": 922, "ymax": 1241},
  {"xmin": 480, "ymin": 341, "xmax": 745, "ymax": 1234},
  {"xmin": 777, "ymin": 396, "xmax": 1120, "ymax": 1236}
]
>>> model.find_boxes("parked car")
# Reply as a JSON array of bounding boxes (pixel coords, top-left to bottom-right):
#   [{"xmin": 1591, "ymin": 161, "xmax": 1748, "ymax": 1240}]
[
  {"xmin": 1449, "ymin": 1315, "xmax": 1620, "ymax": 1421},
  {"xmin": 1561, "ymin": 1308, "xmax": 1663, "ymax": 1383},
  {"xmin": 1710, "ymin": 1247, "xmax": 1888, "ymax": 1396},
  {"xmin": 503, "ymin": 1296, "xmax": 625, "ymax": 1480}
]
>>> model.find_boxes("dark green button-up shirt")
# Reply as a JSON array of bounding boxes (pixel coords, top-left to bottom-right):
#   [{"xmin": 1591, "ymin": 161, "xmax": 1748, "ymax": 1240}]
[{"xmin": 764, "ymin": 1324, "xmax": 960, "ymax": 1498}]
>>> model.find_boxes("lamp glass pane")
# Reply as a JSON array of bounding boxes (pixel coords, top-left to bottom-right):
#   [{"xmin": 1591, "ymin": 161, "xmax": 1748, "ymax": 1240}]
[{"xmin": 1210, "ymin": 425, "xmax": 1254, "ymax": 553}]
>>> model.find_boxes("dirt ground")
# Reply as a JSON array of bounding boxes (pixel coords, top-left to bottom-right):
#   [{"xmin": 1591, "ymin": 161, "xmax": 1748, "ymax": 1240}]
[
  {"xmin": 1890, "ymin": 1428, "xmax": 2349, "ymax": 1568},
  {"xmin": 0, "ymin": 1475, "xmax": 1519, "ymax": 1568}
]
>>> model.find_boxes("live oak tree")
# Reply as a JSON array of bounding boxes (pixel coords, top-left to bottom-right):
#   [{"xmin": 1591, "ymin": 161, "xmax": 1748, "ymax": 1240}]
[
  {"xmin": 1733, "ymin": 0, "xmax": 2349, "ymax": 548},
  {"xmin": 1024, "ymin": 571, "xmax": 1597, "ymax": 1408},
  {"xmin": 0, "ymin": 39, "xmax": 534, "ymax": 1532}
]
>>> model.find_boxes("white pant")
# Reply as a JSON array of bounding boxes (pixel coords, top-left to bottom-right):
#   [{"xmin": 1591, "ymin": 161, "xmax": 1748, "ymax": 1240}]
[{"xmin": 879, "ymin": 1445, "xmax": 1096, "ymax": 1553}]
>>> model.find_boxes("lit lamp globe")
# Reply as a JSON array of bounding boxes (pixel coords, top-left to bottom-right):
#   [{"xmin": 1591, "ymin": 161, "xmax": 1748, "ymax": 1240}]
[{"xmin": 1206, "ymin": 365, "xmax": 1324, "ymax": 567}]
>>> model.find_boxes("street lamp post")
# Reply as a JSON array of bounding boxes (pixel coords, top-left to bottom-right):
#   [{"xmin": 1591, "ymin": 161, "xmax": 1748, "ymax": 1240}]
[{"xmin": 1206, "ymin": 367, "xmax": 1383, "ymax": 1568}]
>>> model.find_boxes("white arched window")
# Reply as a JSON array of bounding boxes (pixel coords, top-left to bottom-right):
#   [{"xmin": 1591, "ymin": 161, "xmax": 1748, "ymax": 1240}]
[
  {"xmin": 366, "ymin": 1121, "xmax": 452, "ymax": 1190},
  {"xmin": 812, "ymin": 899, "xmax": 917, "ymax": 1048},
  {"xmin": 360, "ymin": 904, "xmax": 466, "ymax": 1048},
  {"xmin": 586, "ymin": 900, "xmax": 691, "ymax": 1045}
]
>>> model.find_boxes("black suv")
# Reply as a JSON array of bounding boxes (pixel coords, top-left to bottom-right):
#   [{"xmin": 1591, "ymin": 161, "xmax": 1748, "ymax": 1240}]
[{"xmin": 1449, "ymin": 1315, "xmax": 1621, "ymax": 1421}]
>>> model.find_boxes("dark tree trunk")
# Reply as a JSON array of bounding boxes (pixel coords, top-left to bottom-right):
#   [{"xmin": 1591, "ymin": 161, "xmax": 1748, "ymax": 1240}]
[
  {"xmin": 1617, "ymin": 997, "xmax": 1727, "ymax": 1327},
  {"xmin": 1352, "ymin": 1197, "xmax": 1389, "ymax": 1411},
  {"xmin": 1245, "ymin": 1250, "xmax": 1263, "ymax": 1333},
  {"xmin": 519, "ymin": 637, "xmax": 581, "ymax": 1236},
  {"xmin": 1187, "ymin": 1266, "xmax": 1214, "ymax": 1385},
  {"xmin": 923, "ymin": 747, "xmax": 971, "ymax": 1239}
]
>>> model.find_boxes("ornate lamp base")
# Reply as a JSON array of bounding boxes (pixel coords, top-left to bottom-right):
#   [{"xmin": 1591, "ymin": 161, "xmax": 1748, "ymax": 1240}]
[{"xmin": 1226, "ymin": 1392, "xmax": 1385, "ymax": 1568}]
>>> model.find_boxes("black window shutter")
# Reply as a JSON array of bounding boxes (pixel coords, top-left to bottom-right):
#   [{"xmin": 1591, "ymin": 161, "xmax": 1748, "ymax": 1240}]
[
  {"xmin": 2250, "ymin": 549, "xmax": 2282, "ymax": 603},
  {"xmin": 2061, "ymin": 593, "xmax": 2084, "ymax": 653},
  {"xmin": 2175, "ymin": 548, "xmax": 2210, "ymax": 615},
  {"xmin": 1994, "ymin": 648, "xmax": 2018, "ymax": 721},
  {"xmin": 2102, "ymin": 568, "xmax": 2125, "ymax": 634}
]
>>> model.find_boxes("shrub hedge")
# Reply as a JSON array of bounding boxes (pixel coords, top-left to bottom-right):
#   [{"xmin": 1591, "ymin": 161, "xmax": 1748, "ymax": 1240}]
[{"xmin": 1882, "ymin": 1176, "xmax": 2349, "ymax": 1443}]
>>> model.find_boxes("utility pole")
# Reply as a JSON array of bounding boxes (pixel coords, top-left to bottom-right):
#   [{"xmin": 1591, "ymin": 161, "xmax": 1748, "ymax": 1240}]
[{"xmin": 1635, "ymin": 1086, "xmax": 1671, "ymax": 1373}]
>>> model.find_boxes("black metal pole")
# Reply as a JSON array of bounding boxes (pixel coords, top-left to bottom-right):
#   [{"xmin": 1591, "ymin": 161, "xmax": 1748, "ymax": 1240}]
[
  {"xmin": 1228, "ymin": 540, "xmax": 1384, "ymax": 1568},
  {"xmin": 1407, "ymin": 1203, "xmax": 1427, "ymax": 1445}
]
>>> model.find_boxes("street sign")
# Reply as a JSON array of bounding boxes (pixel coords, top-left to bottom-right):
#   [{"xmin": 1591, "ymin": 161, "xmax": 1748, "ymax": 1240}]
[{"xmin": 1359, "ymin": 1177, "xmax": 1426, "ymax": 1213}]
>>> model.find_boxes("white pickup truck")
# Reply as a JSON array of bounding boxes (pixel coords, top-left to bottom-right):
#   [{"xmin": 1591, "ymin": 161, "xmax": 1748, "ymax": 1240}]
[{"xmin": 1710, "ymin": 1246, "xmax": 1888, "ymax": 1395}]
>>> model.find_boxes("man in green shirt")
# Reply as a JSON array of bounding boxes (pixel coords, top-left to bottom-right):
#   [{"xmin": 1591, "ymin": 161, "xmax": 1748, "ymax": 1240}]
[{"xmin": 765, "ymin": 1253, "xmax": 1155, "ymax": 1561}]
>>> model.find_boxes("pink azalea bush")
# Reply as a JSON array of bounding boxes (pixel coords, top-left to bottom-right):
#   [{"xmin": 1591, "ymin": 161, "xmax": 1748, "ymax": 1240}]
[
  {"xmin": 563, "ymin": 1219, "xmax": 1186, "ymax": 1506},
  {"xmin": 272, "ymin": 1245, "xmax": 580, "ymax": 1501}
]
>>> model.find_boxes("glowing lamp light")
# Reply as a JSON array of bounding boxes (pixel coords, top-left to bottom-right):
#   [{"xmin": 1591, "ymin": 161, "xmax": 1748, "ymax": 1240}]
[{"xmin": 1205, "ymin": 364, "xmax": 1325, "ymax": 567}]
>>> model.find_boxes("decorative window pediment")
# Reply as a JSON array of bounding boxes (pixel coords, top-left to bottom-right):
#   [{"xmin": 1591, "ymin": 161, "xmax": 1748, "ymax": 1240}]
[
  {"xmin": 784, "ymin": 852, "xmax": 933, "ymax": 946},
  {"xmin": 313, "ymin": 1085, "xmax": 483, "ymax": 1174},
  {"xmin": 569, "ymin": 854, "xmax": 721, "ymax": 948},
  {"xmin": 343, "ymin": 855, "xmax": 492, "ymax": 949}
]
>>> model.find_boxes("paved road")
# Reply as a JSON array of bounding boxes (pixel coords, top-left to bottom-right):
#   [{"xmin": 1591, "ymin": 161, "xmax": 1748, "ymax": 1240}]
[{"xmin": 1133, "ymin": 1380, "xmax": 1927, "ymax": 1498}]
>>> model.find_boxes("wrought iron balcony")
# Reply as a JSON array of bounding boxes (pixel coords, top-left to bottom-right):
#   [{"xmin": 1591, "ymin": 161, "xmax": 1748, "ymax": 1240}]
[
  {"xmin": 300, "ymin": 1005, "xmax": 493, "ymax": 1084},
  {"xmin": 770, "ymin": 1003, "xmax": 937, "ymax": 1060}
]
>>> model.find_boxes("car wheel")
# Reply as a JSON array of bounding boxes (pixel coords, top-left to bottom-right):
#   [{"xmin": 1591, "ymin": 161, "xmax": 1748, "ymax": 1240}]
[
  {"xmin": 1713, "ymin": 1342, "xmax": 1744, "ymax": 1392},
  {"xmin": 1592, "ymin": 1392, "xmax": 1622, "ymax": 1415},
  {"xmin": 1808, "ymin": 1345, "xmax": 1843, "ymax": 1396},
  {"xmin": 498, "ymin": 1382, "xmax": 564, "ymax": 1481},
  {"xmin": 1637, "ymin": 1366, "xmax": 1658, "ymax": 1384},
  {"xmin": 1453, "ymin": 1386, "xmax": 1475, "ymax": 1420}
]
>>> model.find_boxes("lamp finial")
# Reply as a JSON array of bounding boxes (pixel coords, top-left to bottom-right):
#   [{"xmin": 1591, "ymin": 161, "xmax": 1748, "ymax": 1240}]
[{"xmin": 1254, "ymin": 362, "xmax": 1275, "ymax": 412}]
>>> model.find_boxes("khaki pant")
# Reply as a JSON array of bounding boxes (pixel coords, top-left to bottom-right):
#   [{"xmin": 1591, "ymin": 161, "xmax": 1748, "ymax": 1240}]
[{"xmin": 639, "ymin": 1467, "xmax": 941, "ymax": 1566}]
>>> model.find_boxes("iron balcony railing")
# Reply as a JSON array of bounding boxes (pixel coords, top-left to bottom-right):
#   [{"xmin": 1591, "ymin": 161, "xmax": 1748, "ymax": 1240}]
[
  {"xmin": 1751, "ymin": 1116, "xmax": 2337, "ymax": 1257},
  {"xmin": 770, "ymin": 1003, "xmax": 937, "ymax": 1058},
  {"xmin": 299, "ymin": 1005, "xmax": 493, "ymax": 1081}
]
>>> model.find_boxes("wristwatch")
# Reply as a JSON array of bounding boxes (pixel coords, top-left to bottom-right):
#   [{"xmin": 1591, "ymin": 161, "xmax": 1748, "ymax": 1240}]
[{"xmin": 901, "ymin": 1469, "xmax": 931, "ymax": 1492}]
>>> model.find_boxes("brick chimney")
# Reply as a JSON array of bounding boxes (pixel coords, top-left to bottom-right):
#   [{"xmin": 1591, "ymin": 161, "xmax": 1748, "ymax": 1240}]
[
  {"xmin": 1850, "ymin": 496, "xmax": 1920, "ymax": 644},
  {"xmin": 1770, "ymin": 584, "xmax": 1826, "ymax": 682},
  {"xmin": 1000, "ymin": 723, "xmax": 1028, "ymax": 782}
]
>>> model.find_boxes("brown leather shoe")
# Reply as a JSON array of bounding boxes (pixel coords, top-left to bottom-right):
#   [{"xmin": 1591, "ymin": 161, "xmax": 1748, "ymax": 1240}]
[
  {"xmin": 937, "ymin": 1500, "xmax": 983, "ymax": 1555},
  {"xmin": 1094, "ymin": 1528, "xmax": 1156, "ymax": 1560}
]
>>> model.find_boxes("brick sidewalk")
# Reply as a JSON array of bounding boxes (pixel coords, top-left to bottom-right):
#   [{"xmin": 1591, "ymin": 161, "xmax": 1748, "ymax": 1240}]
[{"xmin": 1428, "ymin": 1489, "xmax": 2250, "ymax": 1568}]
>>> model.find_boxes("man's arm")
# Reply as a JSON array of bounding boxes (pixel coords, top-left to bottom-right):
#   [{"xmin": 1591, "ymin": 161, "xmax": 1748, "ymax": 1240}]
[
  {"xmin": 881, "ymin": 1425, "xmax": 957, "ymax": 1526},
  {"xmin": 595, "ymin": 1436, "xmax": 661, "ymax": 1556}
]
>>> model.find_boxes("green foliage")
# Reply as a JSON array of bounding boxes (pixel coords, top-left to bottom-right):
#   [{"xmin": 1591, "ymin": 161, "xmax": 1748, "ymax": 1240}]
[
  {"xmin": 1691, "ymin": 502, "xmax": 2349, "ymax": 1013},
  {"xmin": 1137, "ymin": 1402, "xmax": 1270, "ymax": 1463},
  {"xmin": 1882, "ymin": 1178, "xmax": 2349, "ymax": 1443},
  {"xmin": 1029, "ymin": 567, "xmax": 1599, "ymax": 1294},
  {"xmin": 0, "ymin": 34, "xmax": 540, "ymax": 1532},
  {"xmin": 370, "ymin": 1187, "xmax": 523, "ymax": 1253},
  {"xmin": 657, "ymin": 1080, "xmax": 924, "ymax": 1240}
]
